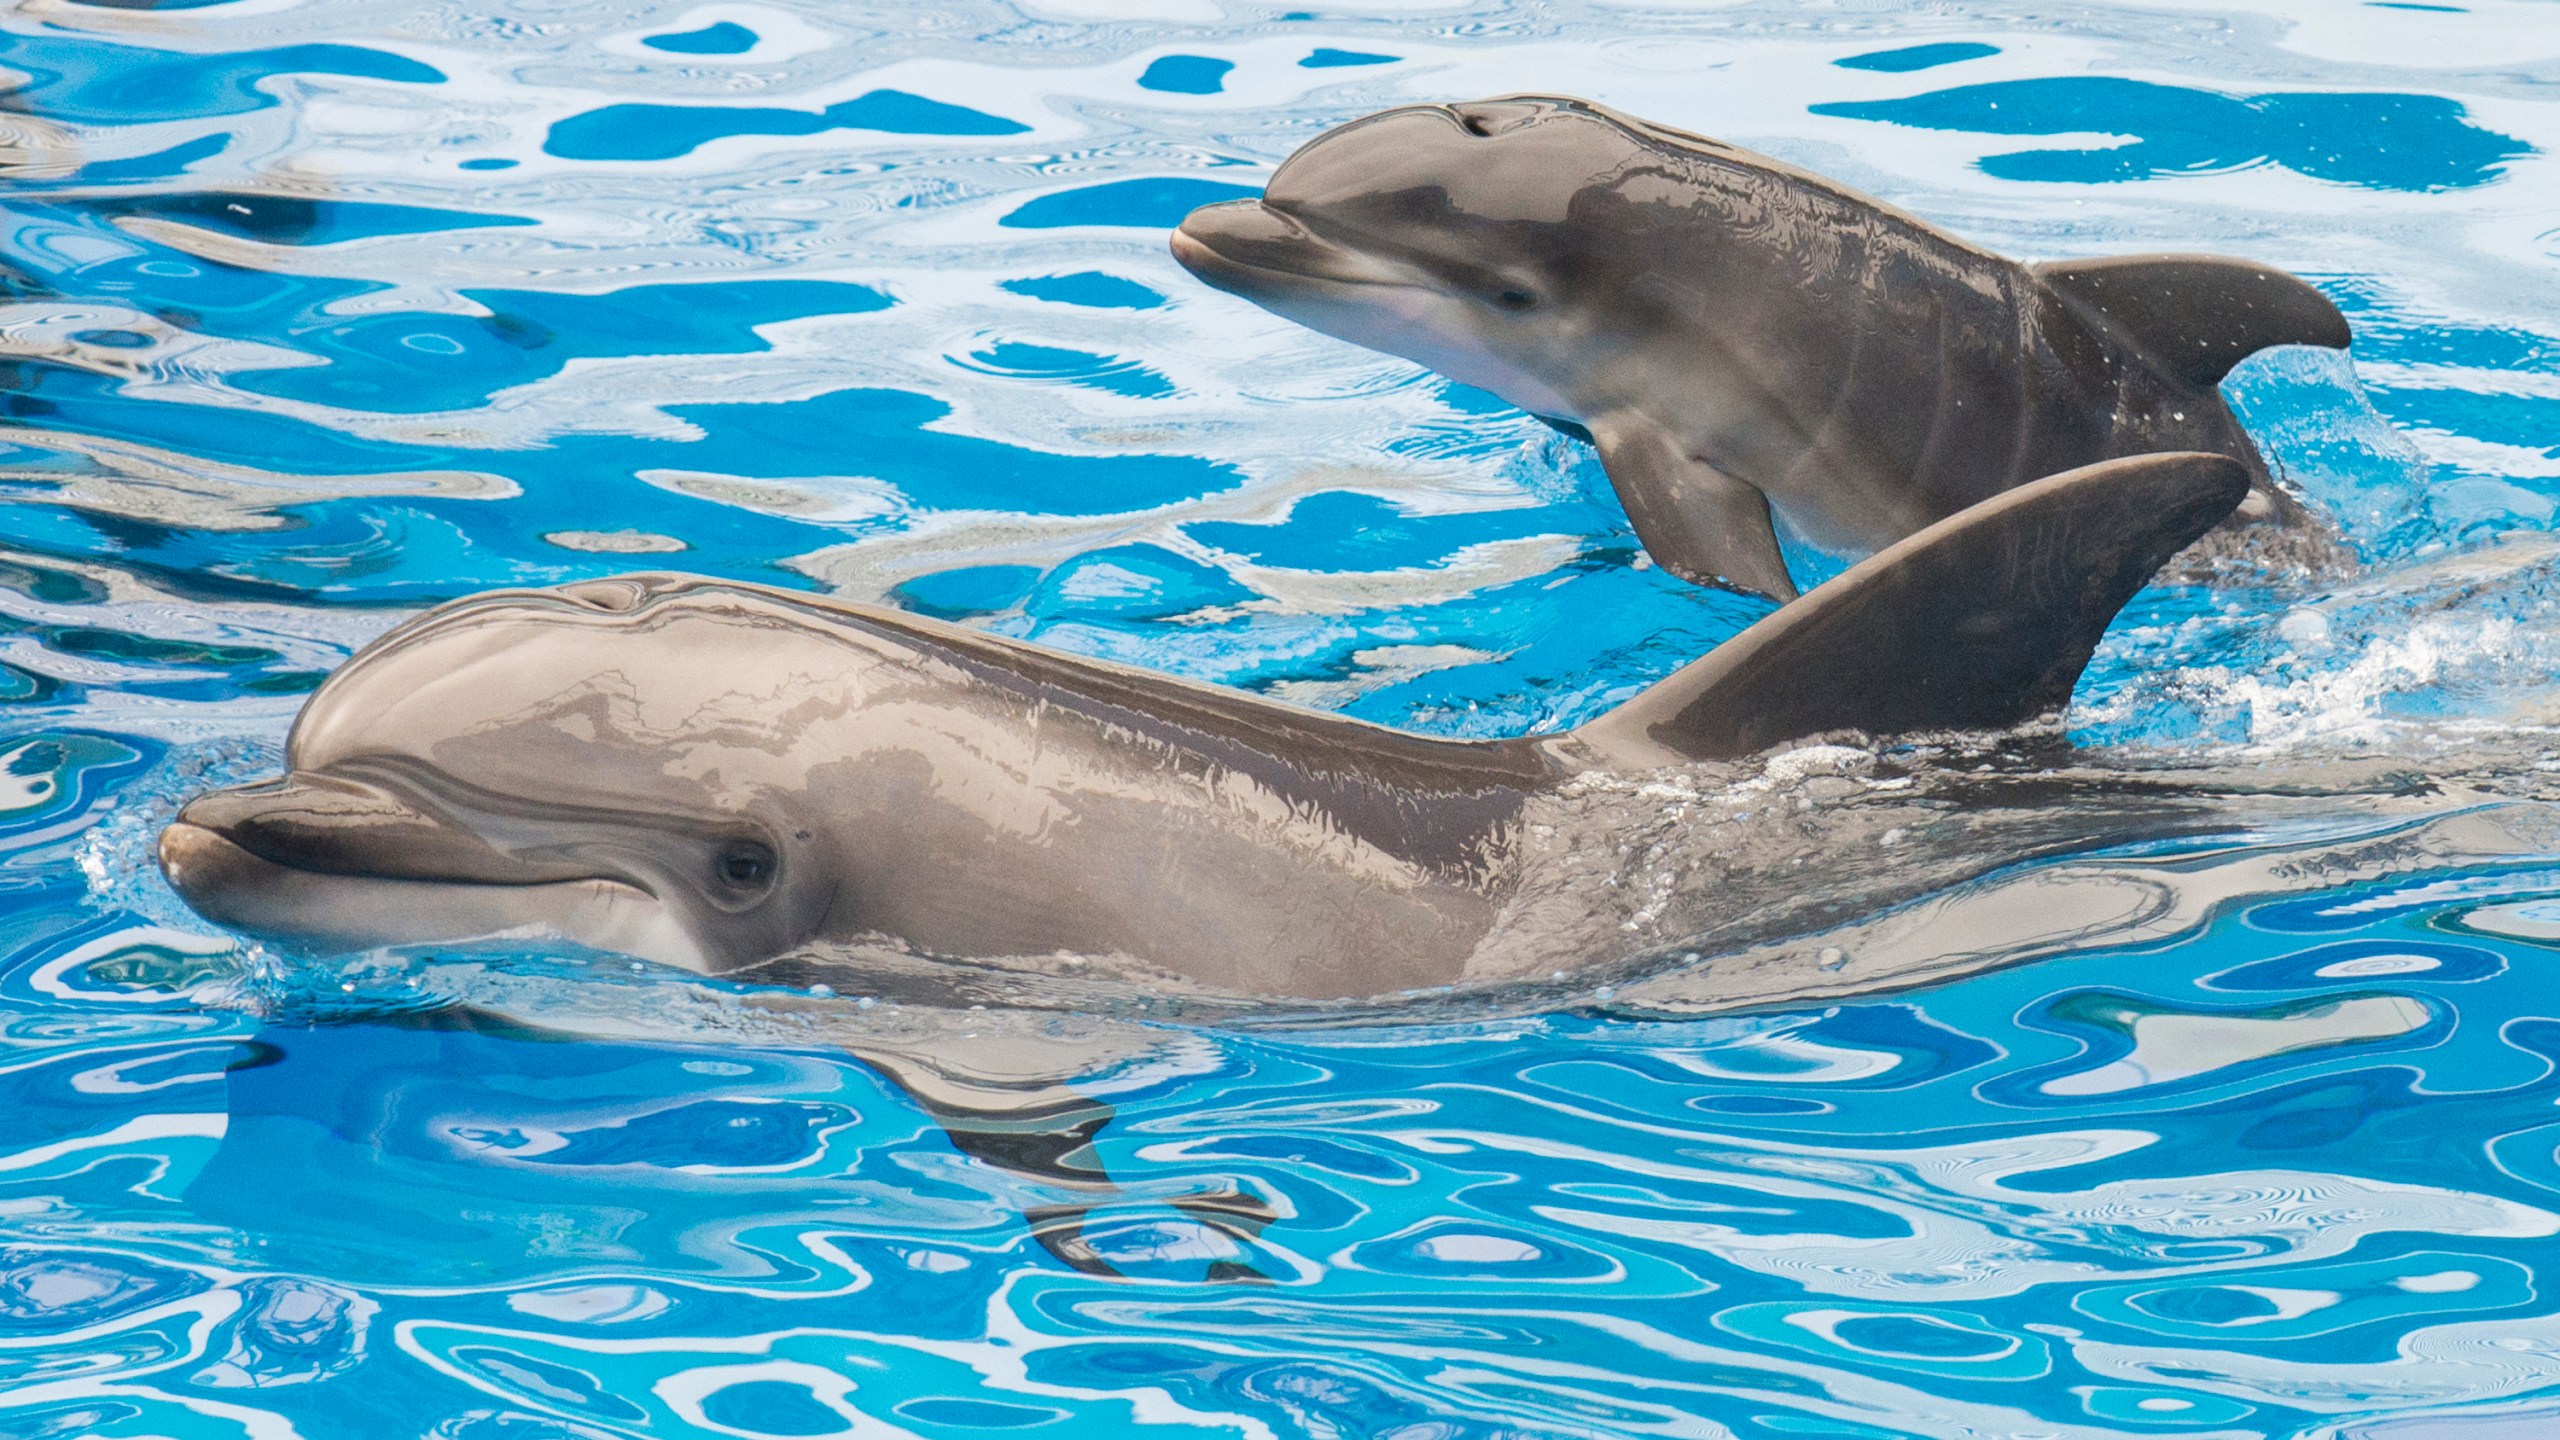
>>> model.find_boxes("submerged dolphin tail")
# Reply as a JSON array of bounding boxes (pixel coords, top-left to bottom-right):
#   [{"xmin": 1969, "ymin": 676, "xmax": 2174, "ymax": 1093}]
[
  {"xmin": 1573, "ymin": 453, "xmax": 2250, "ymax": 765},
  {"xmin": 2032, "ymin": 254, "xmax": 2351, "ymax": 389}
]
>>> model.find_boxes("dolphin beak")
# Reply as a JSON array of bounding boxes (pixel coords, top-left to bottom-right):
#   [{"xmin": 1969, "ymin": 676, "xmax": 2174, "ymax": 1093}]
[
  {"xmin": 157, "ymin": 776, "xmax": 705, "ymax": 968},
  {"xmin": 1169, "ymin": 199, "xmax": 1300, "ymax": 285},
  {"xmin": 168, "ymin": 772, "xmax": 574, "ymax": 887},
  {"xmin": 1170, "ymin": 199, "xmax": 1411, "ymax": 294}
]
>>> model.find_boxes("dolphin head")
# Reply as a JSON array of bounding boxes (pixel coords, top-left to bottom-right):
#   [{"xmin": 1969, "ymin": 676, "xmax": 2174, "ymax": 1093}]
[
  {"xmin": 158, "ymin": 577, "xmax": 847, "ymax": 973},
  {"xmin": 1171, "ymin": 95, "xmax": 1695, "ymax": 419}
]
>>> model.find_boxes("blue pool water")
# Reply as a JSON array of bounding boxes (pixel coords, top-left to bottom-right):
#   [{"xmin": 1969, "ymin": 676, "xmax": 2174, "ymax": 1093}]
[{"xmin": 7, "ymin": 1, "xmax": 2560, "ymax": 1436}]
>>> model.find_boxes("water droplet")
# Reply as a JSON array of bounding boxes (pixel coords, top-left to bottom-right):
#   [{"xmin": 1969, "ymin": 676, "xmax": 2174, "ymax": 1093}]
[{"xmin": 2278, "ymin": 607, "xmax": 2331, "ymax": 647}]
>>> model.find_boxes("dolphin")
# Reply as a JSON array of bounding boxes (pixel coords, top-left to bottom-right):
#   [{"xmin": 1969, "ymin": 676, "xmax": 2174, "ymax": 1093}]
[
  {"xmin": 158, "ymin": 453, "xmax": 2245, "ymax": 1002},
  {"xmin": 1170, "ymin": 95, "xmax": 2352, "ymax": 601}
]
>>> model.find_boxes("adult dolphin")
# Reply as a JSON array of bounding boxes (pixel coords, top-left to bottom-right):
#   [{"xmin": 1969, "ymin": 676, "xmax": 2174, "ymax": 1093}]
[
  {"xmin": 1170, "ymin": 95, "xmax": 2352, "ymax": 601},
  {"xmin": 159, "ymin": 454, "xmax": 2244, "ymax": 1002}
]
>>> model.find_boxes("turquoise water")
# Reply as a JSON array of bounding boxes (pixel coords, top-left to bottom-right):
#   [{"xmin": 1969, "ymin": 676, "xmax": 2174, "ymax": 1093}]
[{"xmin": 8, "ymin": 2, "xmax": 2560, "ymax": 1436}]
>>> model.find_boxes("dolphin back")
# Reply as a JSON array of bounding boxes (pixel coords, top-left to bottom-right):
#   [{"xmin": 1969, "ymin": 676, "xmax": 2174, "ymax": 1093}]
[{"xmin": 1574, "ymin": 453, "xmax": 2251, "ymax": 763}]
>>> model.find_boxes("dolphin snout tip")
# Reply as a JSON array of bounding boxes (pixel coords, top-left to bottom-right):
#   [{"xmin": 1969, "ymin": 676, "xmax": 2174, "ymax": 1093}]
[
  {"xmin": 155, "ymin": 818, "xmax": 197, "ymax": 881},
  {"xmin": 1168, "ymin": 198, "xmax": 1264, "ymax": 259},
  {"xmin": 1167, "ymin": 200, "xmax": 1349, "ymax": 299},
  {"xmin": 1177, "ymin": 195, "xmax": 1263, "ymax": 220},
  {"xmin": 163, "ymin": 779, "xmax": 288, "ymax": 848},
  {"xmin": 156, "ymin": 818, "xmax": 243, "ymax": 910},
  {"xmin": 1167, "ymin": 222, "xmax": 1213, "ymax": 270}
]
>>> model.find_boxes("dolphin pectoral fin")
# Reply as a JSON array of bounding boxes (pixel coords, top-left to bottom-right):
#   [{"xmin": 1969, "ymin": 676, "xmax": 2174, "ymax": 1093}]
[
  {"xmin": 1591, "ymin": 422, "xmax": 1798, "ymax": 601},
  {"xmin": 1572, "ymin": 452, "xmax": 2251, "ymax": 765},
  {"xmin": 2032, "ymin": 254, "xmax": 2351, "ymax": 388}
]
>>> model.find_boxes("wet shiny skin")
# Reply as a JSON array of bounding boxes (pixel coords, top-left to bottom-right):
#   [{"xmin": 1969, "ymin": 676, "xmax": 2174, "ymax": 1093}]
[
  {"xmin": 161, "ymin": 577, "xmax": 1541, "ymax": 994},
  {"xmin": 10, "ymin": 1, "xmax": 2560, "ymax": 1434},
  {"xmin": 157, "ymin": 456, "xmax": 2243, "ymax": 998},
  {"xmin": 1172, "ymin": 95, "xmax": 2347, "ymax": 599}
]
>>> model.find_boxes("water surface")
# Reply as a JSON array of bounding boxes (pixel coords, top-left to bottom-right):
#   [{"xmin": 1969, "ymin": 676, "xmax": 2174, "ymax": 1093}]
[{"xmin": 5, "ymin": 2, "xmax": 2560, "ymax": 1437}]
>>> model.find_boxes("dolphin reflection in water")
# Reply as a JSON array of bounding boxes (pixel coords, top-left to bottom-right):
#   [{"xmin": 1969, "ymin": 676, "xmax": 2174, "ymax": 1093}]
[
  {"xmin": 1173, "ymin": 94, "xmax": 2355, "ymax": 601},
  {"xmin": 161, "ymin": 454, "xmax": 2248, "ymax": 1005}
]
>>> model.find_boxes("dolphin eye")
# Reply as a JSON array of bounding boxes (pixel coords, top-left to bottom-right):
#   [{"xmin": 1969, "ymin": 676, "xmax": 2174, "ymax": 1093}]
[
  {"xmin": 1457, "ymin": 112, "xmax": 1494, "ymax": 137},
  {"xmin": 712, "ymin": 838, "xmax": 778, "ymax": 895},
  {"xmin": 1494, "ymin": 288, "xmax": 1538, "ymax": 311}
]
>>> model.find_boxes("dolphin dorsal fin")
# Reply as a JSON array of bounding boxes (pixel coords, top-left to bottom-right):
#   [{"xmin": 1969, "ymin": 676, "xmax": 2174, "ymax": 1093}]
[
  {"xmin": 1572, "ymin": 453, "xmax": 2249, "ymax": 765},
  {"xmin": 2032, "ymin": 254, "xmax": 2351, "ymax": 388}
]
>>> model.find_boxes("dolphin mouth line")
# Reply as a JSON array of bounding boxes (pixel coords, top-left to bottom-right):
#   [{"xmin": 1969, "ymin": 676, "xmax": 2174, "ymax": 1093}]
[
  {"xmin": 1172, "ymin": 203, "xmax": 1427, "ymax": 294},
  {"xmin": 161, "ymin": 819, "xmax": 656, "ymax": 902},
  {"xmin": 158, "ymin": 820, "xmax": 708, "ymax": 970},
  {"xmin": 167, "ymin": 763, "xmax": 673, "ymax": 899}
]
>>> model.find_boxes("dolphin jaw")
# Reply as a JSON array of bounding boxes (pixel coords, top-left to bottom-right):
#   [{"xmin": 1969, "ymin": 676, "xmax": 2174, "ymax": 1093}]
[
  {"xmin": 168, "ymin": 770, "xmax": 604, "ymax": 889},
  {"xmin": 157, "ymin": 815, "xmax": 711, "ymax": 973},
  {"xmin": 1171, "ymin": 200, "xmax": 1421, "ymax": 296}
]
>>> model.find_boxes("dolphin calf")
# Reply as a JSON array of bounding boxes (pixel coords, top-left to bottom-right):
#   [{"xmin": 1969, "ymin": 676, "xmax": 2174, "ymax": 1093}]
[
  {"xmin": 1170, "ymin": 95, "xmax": 2351, "ymax": 600},
  {"xmin": 159, "ymin": 453, "xmax": 2244, "ymax": 1002}
]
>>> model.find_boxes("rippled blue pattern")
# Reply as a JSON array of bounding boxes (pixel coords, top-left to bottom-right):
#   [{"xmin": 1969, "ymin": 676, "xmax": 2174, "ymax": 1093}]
[
  {"xmin": 9, "ymin": 2, "xmax": 2560, "ymax": 1437},
  {"xmin": 1812, "ymin": 80, "xmax": 2531, "ymax": 190}
]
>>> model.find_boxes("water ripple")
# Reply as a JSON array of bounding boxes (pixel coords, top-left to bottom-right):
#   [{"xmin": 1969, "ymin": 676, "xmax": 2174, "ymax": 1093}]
[{"xmin": 3, "ymin": 2, "xmax": 2560, "ymax": 1437}]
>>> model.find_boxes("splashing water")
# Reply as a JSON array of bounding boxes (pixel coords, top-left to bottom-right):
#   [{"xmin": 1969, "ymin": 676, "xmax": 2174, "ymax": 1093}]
[{"xmin": 4, "ymin": 2, "xmax": 2560, "ymax": 1437}]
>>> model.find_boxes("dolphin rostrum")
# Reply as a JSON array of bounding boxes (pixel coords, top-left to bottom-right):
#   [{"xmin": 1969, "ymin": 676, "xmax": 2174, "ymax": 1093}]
[
  {"xmin": 159, "ymin": 453, "xmax": 2245, "ymax": 1002},
  {"xmin": 1170, "ymin": 95, "xmax": 2351, "ymax": 601}
]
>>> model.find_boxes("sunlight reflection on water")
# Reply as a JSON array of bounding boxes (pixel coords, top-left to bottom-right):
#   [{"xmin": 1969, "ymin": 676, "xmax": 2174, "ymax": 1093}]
[{"xmin": 1, "ymin": 2, "xmax": 2558, "ymax": 1436}]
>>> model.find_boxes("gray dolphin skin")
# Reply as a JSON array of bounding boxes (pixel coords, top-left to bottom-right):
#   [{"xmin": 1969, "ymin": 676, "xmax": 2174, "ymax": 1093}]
[
  {"xmin": 159, "ymin": 453, "xmax": 2245, "ymax": 1002},
  {"xmin": 1170, "ymin": 95, "xmax": 2351, "ymax": 601}
]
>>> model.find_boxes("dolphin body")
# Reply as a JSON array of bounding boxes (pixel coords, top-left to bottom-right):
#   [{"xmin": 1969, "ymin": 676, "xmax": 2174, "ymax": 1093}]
[
  {"xmin": 1170, "ymin": 95, "xmax": 2353, "ymax": 601},
  {"xmin": 159, "ymin": 454, "xmax": 2244, "ymax": 1002}
]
